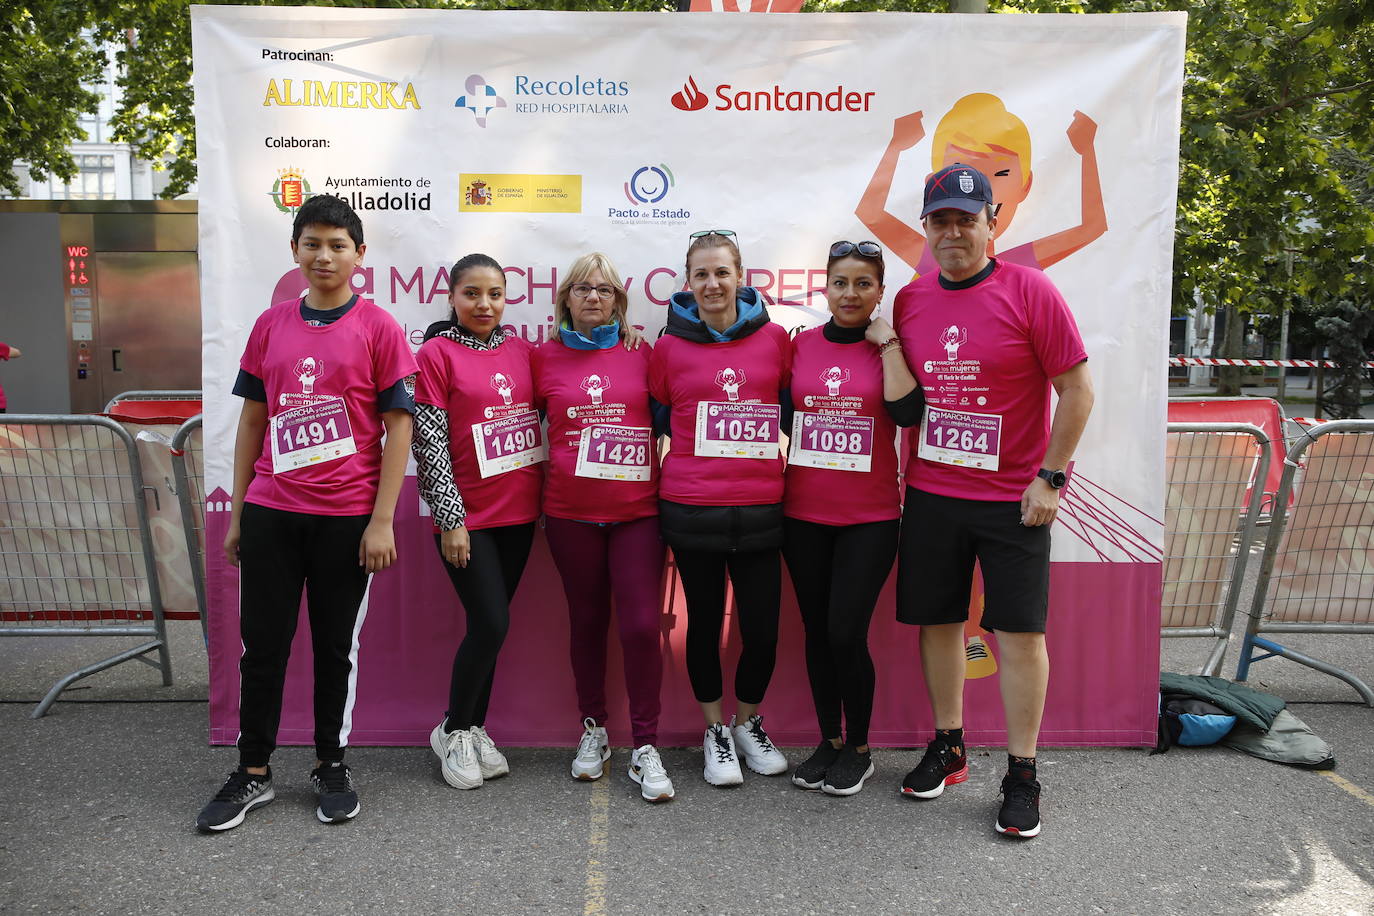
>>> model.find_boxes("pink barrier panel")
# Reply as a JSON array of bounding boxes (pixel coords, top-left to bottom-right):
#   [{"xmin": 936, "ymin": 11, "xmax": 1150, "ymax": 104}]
[
  {"xmin": 1167, "ymin": 398, "xmax": 1288, "ymax": 511},
  {"xmin": 207, "ymin": 479, "xmax": 1159, "ymax": 748}
]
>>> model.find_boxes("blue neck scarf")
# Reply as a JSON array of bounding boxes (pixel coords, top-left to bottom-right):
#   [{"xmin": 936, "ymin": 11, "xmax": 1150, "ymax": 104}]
[{"xmin": 559, "ymin": 320, "xmax": 620, "ymax": 350}]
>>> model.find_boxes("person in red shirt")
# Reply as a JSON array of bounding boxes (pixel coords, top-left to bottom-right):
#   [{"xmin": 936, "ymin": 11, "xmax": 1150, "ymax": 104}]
[
  {"xmin": 890, "ymin": 164, "xmax": 1094, "ymax": 839},
  {"xmin": 532, "ymin": 252, "xmax": 673, "ymax": 803},
  {"xmin": 413, "ymin": 253, "xmax": 544, "ymax": 792},
  {"xmin": 648, "ymin": 230, "xmax": 791, "ymax": 787},
  {"xmin": 782, "ymin": 240, "xmax": 922, "ymax": 797},
  {"xmin": 0, "ymin": 341, "xmax": 21, "ymax": 411},
  {"xmin": 197, "ymin": 194, "xmax": 417, "ymax": 833}
]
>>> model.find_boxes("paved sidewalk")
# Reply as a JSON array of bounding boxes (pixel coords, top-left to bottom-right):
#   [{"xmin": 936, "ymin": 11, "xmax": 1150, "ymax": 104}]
[{"xmin": 2, "ymin": 622, "xmax": 1370, "ymax": 915}]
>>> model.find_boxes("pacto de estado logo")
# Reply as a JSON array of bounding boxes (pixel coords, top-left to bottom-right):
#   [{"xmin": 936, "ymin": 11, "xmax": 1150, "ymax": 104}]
[
  {"xmin": 624, "ymin": 164, "xmax": 674, "ymax": 205},
  {"xmin": 455, "ymin": 74, "xmax": 507, "ymax": 128},
  {"xmin": 270, "ymin": 167, "xmax": 313, "ymax": 214},
  {"xmin": 670, "ymin": 75, "xmax": 875, "ymax": 113}
]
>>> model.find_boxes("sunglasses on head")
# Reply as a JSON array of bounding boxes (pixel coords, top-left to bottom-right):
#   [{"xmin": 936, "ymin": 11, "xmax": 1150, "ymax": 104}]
[
  {"xmin": 830, "ymin": 240, "xmax": 882, "ymax": 259},
  {"xmin": 689, "ymin": 229, "xmax": 736, "ymax": 240}
]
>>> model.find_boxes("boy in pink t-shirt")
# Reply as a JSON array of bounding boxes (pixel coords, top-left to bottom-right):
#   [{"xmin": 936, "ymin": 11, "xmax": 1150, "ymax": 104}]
[{"xmin": 196, "ymin": 195, "xmax": 417, "ymax": 834}]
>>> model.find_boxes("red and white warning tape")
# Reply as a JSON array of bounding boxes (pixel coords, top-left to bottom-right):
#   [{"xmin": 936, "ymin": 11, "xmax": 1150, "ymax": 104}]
[{"xmin": 1169, "ymin": 356, "xmax": 1374, "ymax": 369}]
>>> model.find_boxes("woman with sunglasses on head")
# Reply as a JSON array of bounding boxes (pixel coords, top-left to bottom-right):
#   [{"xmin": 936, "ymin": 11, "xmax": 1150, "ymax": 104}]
[
  {"xmin": 412, "ymin": 252, "xmax": 544, "ymax": 791},
  {"xmin": 648, "ymin": 229, "xmax": 792, "ymax": 787},
  {"xmin": 532, "ymin": 253, "xmax": 675, "ymax": 803},
  {"xmin": 782, "ymin": 240, "xmax": 923, "ymax": 796}
]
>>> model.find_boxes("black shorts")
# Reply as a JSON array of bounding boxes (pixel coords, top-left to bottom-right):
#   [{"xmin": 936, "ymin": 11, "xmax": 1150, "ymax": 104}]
[{"xmin": 896, "ymin": 487, "xmax": 1050, "ymax": 633}]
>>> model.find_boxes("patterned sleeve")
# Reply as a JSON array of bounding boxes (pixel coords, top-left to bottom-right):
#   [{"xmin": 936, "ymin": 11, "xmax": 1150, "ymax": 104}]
[{"xmin": 411, "ymin": 402, "xmax": 466, "ymax": 531}]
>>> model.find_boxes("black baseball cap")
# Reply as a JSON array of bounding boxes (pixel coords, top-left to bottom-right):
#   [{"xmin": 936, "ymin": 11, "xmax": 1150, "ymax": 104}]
[{"xmin": 921, "ymin": 163, "xmax": 995, "ymax": 218}]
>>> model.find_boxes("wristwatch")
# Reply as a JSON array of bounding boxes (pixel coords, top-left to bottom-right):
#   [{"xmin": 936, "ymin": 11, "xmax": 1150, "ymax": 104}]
[{"xmin": 1037, "ymin": 468, "xmax": 1067, "ymax": 489}]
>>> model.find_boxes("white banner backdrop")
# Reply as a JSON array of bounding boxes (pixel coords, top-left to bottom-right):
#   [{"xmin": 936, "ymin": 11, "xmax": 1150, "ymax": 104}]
[{"xmin": 192, "ymin": 6, "xmax": 1184, "ymax": 747}]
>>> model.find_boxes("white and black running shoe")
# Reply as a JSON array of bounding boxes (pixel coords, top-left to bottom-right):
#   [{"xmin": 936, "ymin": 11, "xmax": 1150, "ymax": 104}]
[
  {"xmin": 731, "ymin": 714, "xmax": 787, "ymax": 776},
  {"xmin": 822, "ymin": 746, "xmax": 874, "ymax": 797},
  {"xmin": 310, "ymin": 761, "xmax": 360, "ymax": 824},
  {"xmin": 196, "ymin": 767, "xmax": 275, "ymax": 833}
]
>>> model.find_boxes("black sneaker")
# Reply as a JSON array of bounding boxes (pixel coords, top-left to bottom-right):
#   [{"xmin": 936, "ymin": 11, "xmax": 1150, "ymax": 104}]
[
  {"xmin": 310, "ymin": 762, "xmax": 360, "ymax": 824},
  {"xmin": 792, "ymin": 741, "xmax": 841, "ymax": 790},
  {"xmin": 821, "ymin": 746, "xmax": 875, "ymax": 797},
  {"xmin": 995, "ymin": 770, "xmax": 1042, "ymax": 838},
  {"xmin": 900, "ymin": 738, "xmax": 969, "ymax": 799},
  {"xmin": 196, "ymin": 767, "xmax": 274, "ymax": 833}
]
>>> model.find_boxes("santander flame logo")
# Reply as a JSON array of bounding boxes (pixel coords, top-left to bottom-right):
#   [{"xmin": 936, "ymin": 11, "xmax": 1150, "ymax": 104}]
[{"xmin": 671, "ymin": 76, "xmax": 710, "ymax": 112}]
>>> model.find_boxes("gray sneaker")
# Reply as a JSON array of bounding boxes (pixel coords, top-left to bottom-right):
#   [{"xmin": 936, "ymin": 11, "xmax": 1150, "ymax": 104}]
[{"xmin": 196, "ymin": 767, "xmax": 275, "ymax": 833}]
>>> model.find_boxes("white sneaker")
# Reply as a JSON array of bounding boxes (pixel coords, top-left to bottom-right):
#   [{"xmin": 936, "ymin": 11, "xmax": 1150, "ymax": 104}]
[
  {"xmin": 471, "ymin": 725, "xmax": 510, "ymax": 779},
  {"xmin": 571, "ymin": 717, "xmax": 611, "ymax": 780},
  {"xmin": 731, "ymin": 714, "xmax": 788, "ymax": 776},
  {"xmin": 629, "ymin": 744, "xmax": 675, "ymax": 803},
  {"xmin": 429, "ymin": 721, "xmax": 482, "ymax": 790},
  {"xmin": 703, "ymin": 723, "xmax": 744, "ymax": 787}
]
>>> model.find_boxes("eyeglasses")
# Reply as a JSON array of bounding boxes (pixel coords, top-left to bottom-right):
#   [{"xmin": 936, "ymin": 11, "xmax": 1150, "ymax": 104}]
[
  {"xmin": 829, "ymin": 240, "xmax": 883, "ymax": 259},
  {"xmin": 571, "ymin": 283, "xmax": 616, "ymax": 299},
  {"xmin": 689, "ymin": 229, "xmax": 736, "ymax": 240}
]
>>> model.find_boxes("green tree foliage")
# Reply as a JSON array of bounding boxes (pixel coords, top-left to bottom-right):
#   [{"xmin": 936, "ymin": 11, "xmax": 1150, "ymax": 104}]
[
  {"xmin": 0, "ymin": 3, "xmax": 106, "ymax": 197},
  {"xmin": 7, "ymin": 0, "xmax": 1371, "ymax": 349},
  {"xmin": 1314, "ymin": 300, "xmax": 1374, "ymax": 418}
]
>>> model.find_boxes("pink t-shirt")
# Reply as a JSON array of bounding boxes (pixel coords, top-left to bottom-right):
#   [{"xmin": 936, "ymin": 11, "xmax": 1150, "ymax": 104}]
[
  {"xmin": 893, "ymin": 259, "xmax": 1087, "ymax": 502},
  {"xmin": 532, "ymin": 339, "xmax": 658, "ymax": 523},
  {"xmin": 784, "ymin": 328, "xmax": 901, "ymax": 524},
  {"xmin": 240, "ymin": 298, "xmax": 417, "ymax": 516},
  {"xmin": 414, "ymin": 336, "xmax": 543, "ymax": 531},
  {"xmin": 648, "ymin": 323, "xmax": 792, "ymax": 507},
  {"xmin": 0, "ymin": 342, "xmax": 10, "ymax": 410}
]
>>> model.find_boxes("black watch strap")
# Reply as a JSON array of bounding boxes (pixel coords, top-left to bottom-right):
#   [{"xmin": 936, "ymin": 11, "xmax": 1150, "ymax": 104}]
[{"xmin": 1037, "ymin": 468, "xmax": 1067, "ymax": 489}]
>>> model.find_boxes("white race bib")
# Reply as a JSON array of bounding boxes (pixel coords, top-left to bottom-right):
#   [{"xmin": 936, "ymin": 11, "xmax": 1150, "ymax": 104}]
[
  {"xmin": 693, "ymin": 401, "xmax": 780, "ymax": 459},
  {"xmin": 788, "ymin": 411, "xmax": 874, "ymax": 473},
  {"xmin": 917, "ymin": 405, "xmax": 1002, "ymax": 471},
  {"xmin": 269, "ymin": 397, "xmax": 357, "ymax": 474},
  {"xmin": 471, "ymin": 409, "xmax": 547, "ymax": 478},
  {"xmin": 575, "ymin": 425, "xmax": 652, "ymax": 481}
]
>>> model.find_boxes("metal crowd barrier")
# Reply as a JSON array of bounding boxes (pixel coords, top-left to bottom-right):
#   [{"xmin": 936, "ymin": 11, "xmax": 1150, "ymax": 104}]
[
  {"xmin": 169, "ymin": 415, "xmax": 208, "ymax": 645},
  {"xmin": 1237, "ymin": 420, "xmax": 1374, "ymax": 704},
  {"xmin": 1162, "ymin": 422, "xmax": 1272, "ymax": 675},
  {"xmin": 104, "ymin": 390, "xmax": 203, "ymax": 412},
  {"xmin": 0, "ymin": 415, "xmax": 173, "ymax": 717}
]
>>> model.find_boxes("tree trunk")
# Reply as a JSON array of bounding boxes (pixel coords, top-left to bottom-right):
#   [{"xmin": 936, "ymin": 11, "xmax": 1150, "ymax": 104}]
[
  {"xmin": 949, "ymin": 0, "xmax": 989, "ymax": 11},
  {"xmin": 1216, "ymin": 304, "xmax": 1245, "ymax": 395}
]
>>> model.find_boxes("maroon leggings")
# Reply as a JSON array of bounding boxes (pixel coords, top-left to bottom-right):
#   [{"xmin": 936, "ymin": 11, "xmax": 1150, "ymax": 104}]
[{"xmin": 544, "ymin": 515, "xmax": 667, "ymax": 747}]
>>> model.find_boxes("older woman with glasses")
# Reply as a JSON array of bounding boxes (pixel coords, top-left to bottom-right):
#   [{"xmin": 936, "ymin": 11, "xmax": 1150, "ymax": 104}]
[
  {"xmin": 782, "ymin": 240, "xmax": 923, "ymax": 796},
  {"xmin": 532, "ymin": 253, "xmax": 674, "ymax": 802},
  {"xmin": 648, "ymin": 229, "xmax": 792, "ymax": 787}
]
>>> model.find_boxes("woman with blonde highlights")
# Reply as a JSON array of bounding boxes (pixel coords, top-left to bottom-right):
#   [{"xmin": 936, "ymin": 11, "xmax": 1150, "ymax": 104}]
[{"xmin": 532, "ymin": 252, "xmax": 674, "ymax": 802}]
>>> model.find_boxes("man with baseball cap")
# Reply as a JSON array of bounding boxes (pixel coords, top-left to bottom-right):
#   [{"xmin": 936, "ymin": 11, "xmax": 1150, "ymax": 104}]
[{"xmin": 886, "ymin": 162, "xmax": 1094, "ymax": 838}]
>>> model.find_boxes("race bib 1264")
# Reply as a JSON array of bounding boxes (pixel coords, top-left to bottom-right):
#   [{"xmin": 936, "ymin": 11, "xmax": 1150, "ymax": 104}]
[{"xmin": 917, "ymin": 405, "xmax": 1002, "ymax": 471}]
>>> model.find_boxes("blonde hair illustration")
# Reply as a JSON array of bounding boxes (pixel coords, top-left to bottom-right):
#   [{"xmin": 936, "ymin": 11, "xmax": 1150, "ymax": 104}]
[{"xmin": 931, "ymin": 93, "xmax": 1033, "ymax": 189}]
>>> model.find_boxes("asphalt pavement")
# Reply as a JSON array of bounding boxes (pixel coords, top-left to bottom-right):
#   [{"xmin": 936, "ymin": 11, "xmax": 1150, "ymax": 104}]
[{"xmin": 3, "ymin": 381, "xmax": 1371, "ymax": 915}]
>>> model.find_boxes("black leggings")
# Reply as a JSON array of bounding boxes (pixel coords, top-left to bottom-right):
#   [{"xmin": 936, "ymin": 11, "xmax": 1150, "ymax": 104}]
[
  {"xmin": 673, "ymin": 546, "xmax": 781, "ymax": 705},
  {"xmin": 436, "ymin": 523, "xmax": 534, "ymax": 730},
  {"xmin": 782, "ymin": 516, "xmax": 898, "ymax": 748}
]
